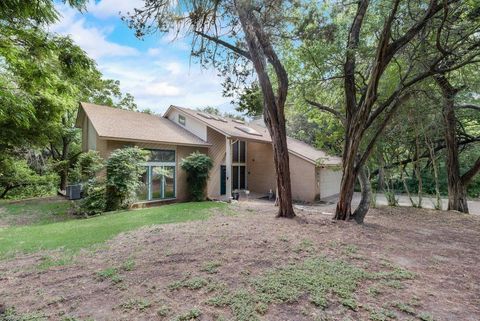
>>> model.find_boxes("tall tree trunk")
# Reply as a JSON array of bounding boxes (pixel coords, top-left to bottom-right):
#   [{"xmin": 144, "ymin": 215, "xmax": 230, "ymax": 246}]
[
  {"xmin": 58, "ymin": 136, "xmax": 70, "ymax": 191},
  {"xmin": 352, "ymin": 165, "xmax": 371, "ymax": 224},
  {"xmin": 435, "ymin": 75, "xmax": 469, "ymax": 213},
  {"xmin": 236, "ymin": 1, "xmax": 295, "ymax": 218},
  {"xmin": 335, "ymin": 133, "xmax": 362, "ymax": 220}
]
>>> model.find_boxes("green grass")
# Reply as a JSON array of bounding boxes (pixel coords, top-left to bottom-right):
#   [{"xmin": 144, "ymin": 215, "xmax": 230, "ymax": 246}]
[
  {"xmin": 0, "ymin": 199, "xmax": 71, "ymax": 226},
  {"xmin": 205, "ymin": 256, "xmax": 418, "ymax": 321},
  {"xmin": 0, "ymin": 201, "xmax": 225, "ymax": 258}
]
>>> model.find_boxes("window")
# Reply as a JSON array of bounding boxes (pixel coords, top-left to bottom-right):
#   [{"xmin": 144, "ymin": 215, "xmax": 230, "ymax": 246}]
[
  {"xmin": 232, "ymin": 165, "xmax": 246, "ymax": 190},
  {"xmin": 178, "ymin": 114, "xmax": 186, "ymax": 126},
  {"xmin": 139, "ymin": 149, "xmax": 176, "ymax": 201},
  {"xmin": 147, "ymin": 150, "xmax": 175, "ymax": 162},
  {"xmin": 232, "ymin": 141, "xmax": 246, "ymax": 163},
  {"xmin": 231, "ymin": 141, "xmax": 247, "ymax": 190}
]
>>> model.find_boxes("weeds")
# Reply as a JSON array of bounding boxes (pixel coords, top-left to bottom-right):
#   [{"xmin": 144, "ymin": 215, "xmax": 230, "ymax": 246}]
[
  {"xmin": 201, "ymin": 261, "xmax": 222, "ymax": 274},
  {"xmin": 119, "ymin": 298, "xmax": 151, "ymax": 311},
  {"xmin": 169, "ymin": 276, "xmax": 209, "ymax": 291},
  {"xmin": 173, "ymin": 308, "xmax": 201, "ymax": 321},
  {"xmin": 96, "ymin": 267, "xmax": 122, "ymax": 284}
]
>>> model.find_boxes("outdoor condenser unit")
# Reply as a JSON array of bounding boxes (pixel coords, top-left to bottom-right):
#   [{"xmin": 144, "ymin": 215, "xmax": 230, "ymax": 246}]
[{"xmin": 66, "ymin": 184, "xmax": 82, "ymax": 200}]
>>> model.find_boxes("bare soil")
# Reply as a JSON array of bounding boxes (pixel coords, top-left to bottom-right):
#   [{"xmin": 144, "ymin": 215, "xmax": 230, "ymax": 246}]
[{"xmin": 0, "ymin": 201, "xmax": 479, "ymax": 321}]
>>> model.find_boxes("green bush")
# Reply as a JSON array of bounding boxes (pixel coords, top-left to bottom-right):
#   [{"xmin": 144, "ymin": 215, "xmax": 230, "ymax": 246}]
[
  {"xmin": 105, "ymin": 147, "xmax": 147, "ymax": 211},
  {"xmin": 69, "ymin": 151, "xmax": 104, "ymax": 183},
  {"xmin": 77, "ymin": 179, "xmax": 106, "ymax": 216},
  {"xmin": 180, "ymin": 152, "xmax": 213, "ymax": 201}
]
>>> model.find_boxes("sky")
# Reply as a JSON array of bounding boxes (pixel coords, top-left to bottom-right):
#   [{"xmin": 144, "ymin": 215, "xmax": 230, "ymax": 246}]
[{"xmin": 51, "ymin": 0, "xmax": 233, "ymax": 114}]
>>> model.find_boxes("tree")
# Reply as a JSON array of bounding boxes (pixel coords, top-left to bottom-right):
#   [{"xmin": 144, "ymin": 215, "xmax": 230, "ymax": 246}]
[
  {"xmin": 125, "ymin": 0, "xmax": 296, "ymax": 217},
  {"xmin": 435, "ymin": 75, "xmax": 480, "ymax": 213},
  {"xmin": 0, "ymin": 22, "xmax": 138, "ymax": 192},
  {"xmin": 301, "ymin": 0, "xmax": 480, "ymax": 222},
  {"xmin": 0, "ymin": 0, "xmax": 86, "ymax": 24},
  {"xmin": 0, "ymin": 155, "xmax": 56, "ymax": 199}
]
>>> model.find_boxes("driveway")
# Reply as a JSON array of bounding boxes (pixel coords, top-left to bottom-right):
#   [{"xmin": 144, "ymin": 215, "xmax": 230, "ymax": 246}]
[{"xmin": 294, "ymin": 193, "xmax": 480, "ymax": 215}]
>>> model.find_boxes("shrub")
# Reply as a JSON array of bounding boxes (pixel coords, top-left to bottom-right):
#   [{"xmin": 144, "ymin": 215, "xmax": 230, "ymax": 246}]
[
  {"xmin": 180, "ymin": 152, "xmax": 213, "ymax": 201},
  {"xmin": 76, "ymin": 178, "xmax": 106, "ymax": 216},
  {"xmin": 69, "ymin": 151, "xmax": 104, "ymax": 183},
  {"xmin": 105, "ymin": 147, "xmax": 147, "ymax": 211}
]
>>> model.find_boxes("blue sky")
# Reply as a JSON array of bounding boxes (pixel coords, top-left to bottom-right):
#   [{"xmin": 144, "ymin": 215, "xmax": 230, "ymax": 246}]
[{"xmin": 51, "ymin": 0, "xmax": 233, "ymax": 114}]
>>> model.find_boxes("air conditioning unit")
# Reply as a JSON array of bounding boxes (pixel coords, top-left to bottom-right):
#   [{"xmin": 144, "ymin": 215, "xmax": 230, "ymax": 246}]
[{"xmin": 66, "ymin": 184, "xmax": 82, "ymax": 200}]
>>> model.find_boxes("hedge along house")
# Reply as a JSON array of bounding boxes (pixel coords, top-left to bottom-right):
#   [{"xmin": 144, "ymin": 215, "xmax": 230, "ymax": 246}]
[{"xmin": 76, "ymin": 102, "xmax": 342, "ymax": 203}]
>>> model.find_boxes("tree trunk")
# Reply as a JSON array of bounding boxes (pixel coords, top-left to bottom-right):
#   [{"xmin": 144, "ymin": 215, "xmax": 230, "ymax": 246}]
[
  {"xmin": 0, "ymin": 186, "xmax": 13, "ymax": 199},
  {"xmin": 58, "ymin": 136, "xmax": 70, "ymax": 191},
  {"xmin": 435, "ymin": 75, "xmax": 469, "ymax": 213},
  {"xmin": 236, "ymin": 2, "xmax": 295, "ymax": 218},
  {"xmin": 269, "ymin": 125, "xmax": 295, "ymax": 217},
  {"xmin": 352, "ymin": 165, "xmax": 371, "ymax": 224},
  {"xmin": 335, "ymin": 133, "xmax": 361, "ymax": 220}
]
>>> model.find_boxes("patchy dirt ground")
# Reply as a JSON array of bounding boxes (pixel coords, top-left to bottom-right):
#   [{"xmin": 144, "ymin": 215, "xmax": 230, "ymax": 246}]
[{"xmin": 0, "ymin": 201, "xmax": 479, "ymax": 321}]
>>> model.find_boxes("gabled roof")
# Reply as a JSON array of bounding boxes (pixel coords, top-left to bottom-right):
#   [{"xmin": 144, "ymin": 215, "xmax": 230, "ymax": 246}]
[
  {"xmin": 165, "ymin": 105, "xmax": 272, "ymax": 143},
  {"xmin": 286, "ymin": 137, "xmax": 342, "ymax": 166},
  {"xmin": 165, "ymin": 105, "xmax": 342, "ymax": 166},
  {"xmin": 75, "ymin": 102, "xmax": 210, "ymax": 147}
]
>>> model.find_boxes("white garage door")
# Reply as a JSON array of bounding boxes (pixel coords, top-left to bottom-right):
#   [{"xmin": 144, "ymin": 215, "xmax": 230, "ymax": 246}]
[{"xmin": 319, "ymin": 168, "xmax": 342, "ymax": 199}]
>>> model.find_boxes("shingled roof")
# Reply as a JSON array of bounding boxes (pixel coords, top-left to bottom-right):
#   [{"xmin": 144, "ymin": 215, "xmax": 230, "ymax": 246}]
[
  {"xmin": 75, "ymin": 102, "xmax": 210, "ymax": 147},
  {"xmin": 165, "ymin": 105, "xmax": 342, "ymax": 166}
]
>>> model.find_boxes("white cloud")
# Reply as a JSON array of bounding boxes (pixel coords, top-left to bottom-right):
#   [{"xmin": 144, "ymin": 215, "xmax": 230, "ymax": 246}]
[
  {"xmin": 50, "ymin": 2, "xmax": 232, "ymax": 114},
  {"xmin": 86, "ymin": 0, "xmax": 144, "ymax": 19},
  {"xmin": 51, "ymin": 5, "xmax": 139, "ymax": 59},
  {"xmin": 144, "ymin": 82, "xmax": 182, "ymax": 96}
]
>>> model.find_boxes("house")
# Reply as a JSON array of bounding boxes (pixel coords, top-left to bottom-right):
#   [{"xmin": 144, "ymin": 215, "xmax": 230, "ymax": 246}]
[{"xmin": 75, "ymin": 102, "xmax": 342, "ymax": 203}]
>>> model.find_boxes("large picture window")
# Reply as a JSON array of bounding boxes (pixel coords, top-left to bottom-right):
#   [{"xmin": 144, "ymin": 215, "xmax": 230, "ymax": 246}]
[
  {"xmin": 232, "ymin": 141, "xmax": 246, "ymax": 190},
  {"xmin": 232, "ymin": 141, "xmax": 246, "ymax": 163},
  {"xmin": 139, "ymin": 149, "xmax": 176, "ymax": 201}
]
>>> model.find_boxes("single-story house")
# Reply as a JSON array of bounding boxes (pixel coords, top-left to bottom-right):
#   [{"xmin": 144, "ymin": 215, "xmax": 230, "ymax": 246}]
[{"xmin": 75, "ymin": 102, "xmax": 342, "ymax": 203}]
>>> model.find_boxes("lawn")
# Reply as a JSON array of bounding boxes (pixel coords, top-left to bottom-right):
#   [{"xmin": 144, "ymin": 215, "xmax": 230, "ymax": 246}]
[
  {"xmin": 0, "ymin": 200, "xmax": 225, "ymax": 258},
  {"xmin": 0, "ymin": 197, "xmax": 71, "ymax": 227},
  {"xmin": 0, "ymin": 201, "xmax": 479, "ymax": 321}
]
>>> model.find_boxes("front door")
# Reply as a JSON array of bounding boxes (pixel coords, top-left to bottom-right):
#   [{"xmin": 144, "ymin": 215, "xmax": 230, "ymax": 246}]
[{"xmin": 220, "ymin": 165, "xmax": 226, "ymax": 195}]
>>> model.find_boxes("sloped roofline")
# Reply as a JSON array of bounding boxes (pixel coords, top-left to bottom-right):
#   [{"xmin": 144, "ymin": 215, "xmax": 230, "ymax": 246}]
[
  {"xmin": 164, "ymin": 105, "xmax": 342, "ymax": 166},
  {"xmin": 77, "ymin": 102, "xmax": 211, "ymax": 148}
]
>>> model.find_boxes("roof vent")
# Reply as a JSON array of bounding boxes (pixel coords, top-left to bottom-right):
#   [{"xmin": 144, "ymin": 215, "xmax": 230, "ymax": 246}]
[
  {"xmin": 235, "ymin": 125, "xmax": 262, "ymax": 136},
  {"xmin": 232, "ymin": 119, "xmax": 245, "ymax": 124}
]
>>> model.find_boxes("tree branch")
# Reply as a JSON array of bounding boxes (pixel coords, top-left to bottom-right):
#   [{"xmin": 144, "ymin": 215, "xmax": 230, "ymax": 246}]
[
  {"xmin": 193, "ymin": 30, "xmax": 251, "ymax": 60},
  {"xmin": 370, "ymin": 136, "xmax": 480, "ymax": 177},
  {"xmin": 461, "ymin": 156, "xmax": 480, "ymax": 185},
  {"xmin": 305, "ymin": 99, "xmax": 346, "ymax": 125},
  {"xmin": 356, "ymin": 92, "xmax": 413, "ymax": 170},
  {"xmin": 456, "ymin": 104, "xmax": 480, "ymax": 112},
  {"xmin": 344, "ymin": 0, "xmax": 369, "ymax": 117}
]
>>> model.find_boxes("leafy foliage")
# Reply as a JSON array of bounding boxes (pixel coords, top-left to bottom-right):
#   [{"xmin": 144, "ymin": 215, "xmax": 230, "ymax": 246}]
[
  {"xmin": 69, "ymin": 151, "xmax": 104, "ymax": 184},
  {"xmin": 235, "ymin": 83, "xmax": 263, "ymax": 117},
  {"xmin": 105, "ymin": 147, "xmax": 147, "ymax": 211},
  {"xmin": 0, "ymin": 155, "xmax": 57, "ymax": 199},
  {"xmin": 180, "ymin": 152, "xmax": 214, "ymax": 201},
  {"xmin": 77, "ymin": 179, "xmax": 107, "ymax": 216}
]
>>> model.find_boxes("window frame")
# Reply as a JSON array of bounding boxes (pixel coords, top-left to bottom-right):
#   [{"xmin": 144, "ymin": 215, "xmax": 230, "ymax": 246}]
[
  {"xmin": 141, "ymin": 149, "xmax": 177, "ymax": 201},
  {"xmin": 178, "ymin": 114, "xmax": 186, "ymax": 126}
]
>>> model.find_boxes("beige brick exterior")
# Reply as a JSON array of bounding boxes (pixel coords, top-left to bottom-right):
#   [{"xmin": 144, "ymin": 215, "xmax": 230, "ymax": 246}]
[{"xmin": 246, "ymin": 142, "xmax": 317, "ymax": 202}]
